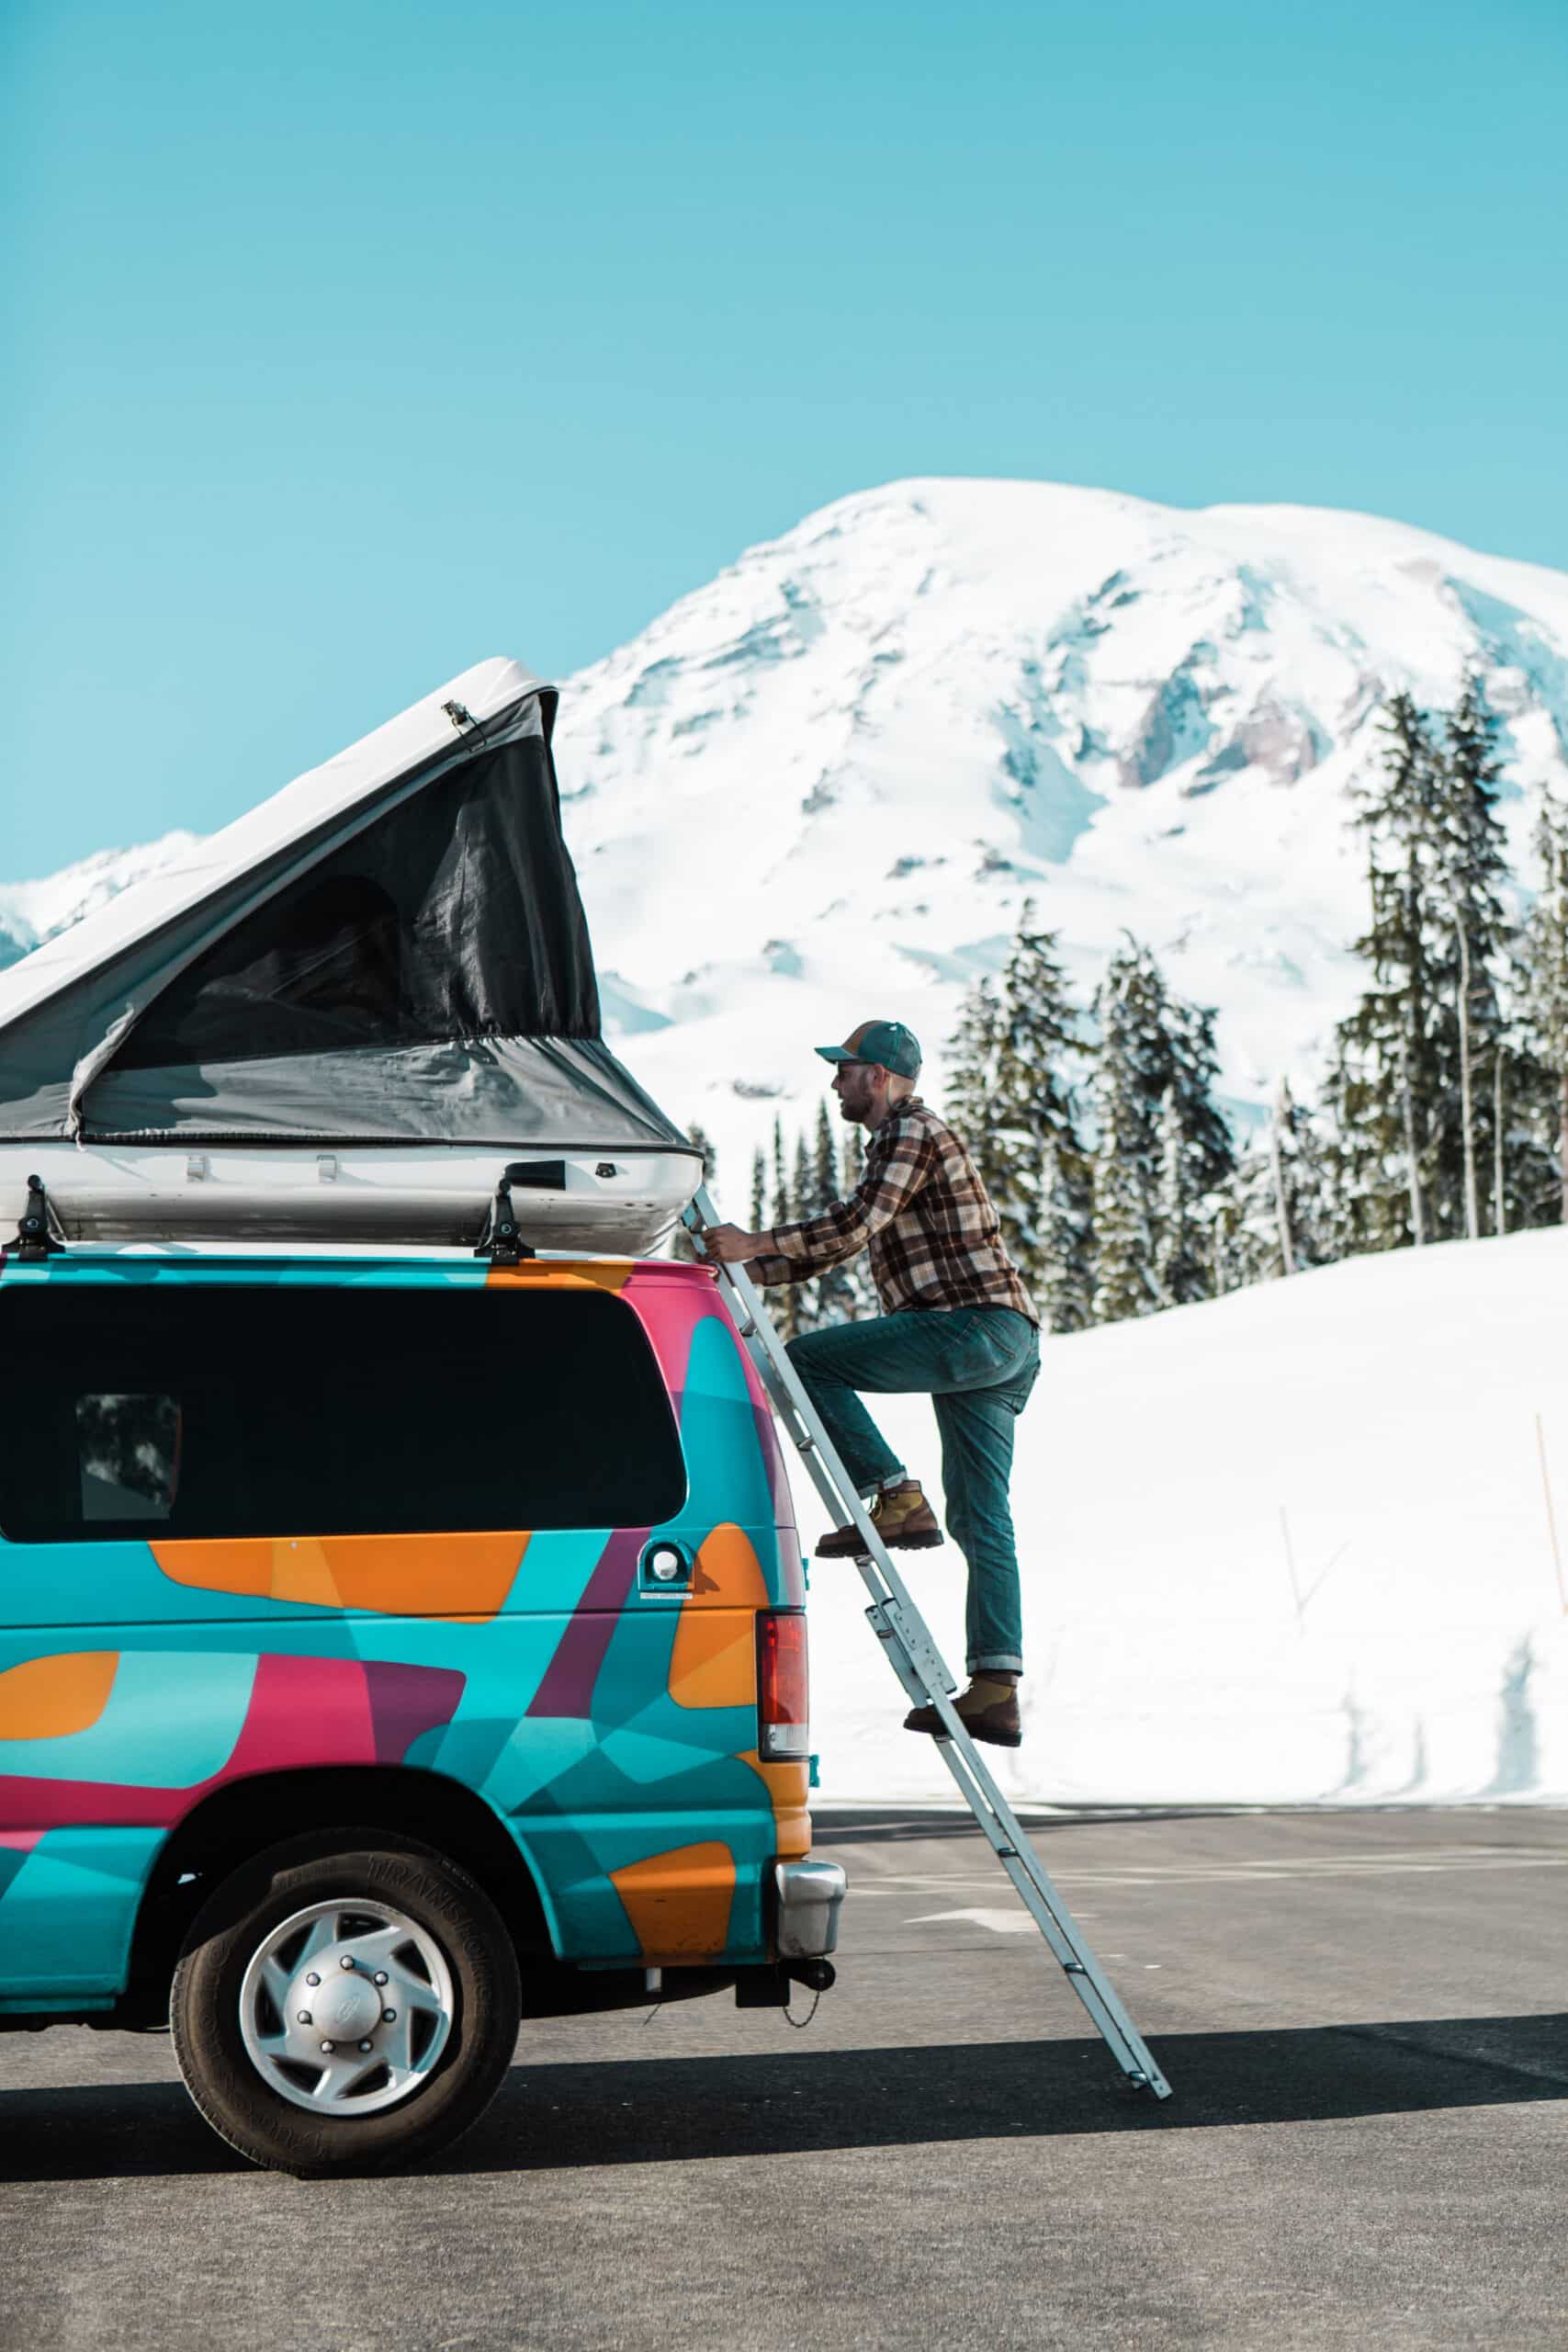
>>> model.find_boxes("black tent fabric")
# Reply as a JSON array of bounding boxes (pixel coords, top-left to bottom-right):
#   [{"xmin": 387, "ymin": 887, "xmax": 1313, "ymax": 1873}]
[{"xmin": 113, "ymin": 735, "xmax": 600, "ymax": 1074}]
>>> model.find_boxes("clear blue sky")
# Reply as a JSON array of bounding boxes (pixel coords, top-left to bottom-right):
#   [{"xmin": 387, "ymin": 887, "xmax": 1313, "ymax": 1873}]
[{"xmin": 5, "ymin": 0, "xmax": 1567, "ymax": 874}]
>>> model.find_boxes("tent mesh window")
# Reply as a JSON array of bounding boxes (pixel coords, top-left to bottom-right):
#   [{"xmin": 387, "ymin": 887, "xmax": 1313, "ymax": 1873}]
[
  {"xmin": 0, "ymin": 1283, "xmax": 686, "ymax": 1541},
  {"xmin": 115, "ymin": 736, "xmax": 600, "ymax": 1072}
]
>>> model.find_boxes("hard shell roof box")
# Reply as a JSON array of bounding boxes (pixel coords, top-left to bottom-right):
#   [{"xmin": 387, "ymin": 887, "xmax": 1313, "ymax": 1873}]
[{"xmin": 0, "ymin": 658, "xmax": 701, "ymax": 1255}]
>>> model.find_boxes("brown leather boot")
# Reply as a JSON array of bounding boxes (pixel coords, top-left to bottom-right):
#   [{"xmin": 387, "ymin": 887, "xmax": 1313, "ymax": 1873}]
[
  {"xmin": 815, "ymin": 1479, "xmax": 943, "ymax": 1558},
  {"xmin": 904, "ymin": 1677, "xmax": 1021, "ymax": 1748}
]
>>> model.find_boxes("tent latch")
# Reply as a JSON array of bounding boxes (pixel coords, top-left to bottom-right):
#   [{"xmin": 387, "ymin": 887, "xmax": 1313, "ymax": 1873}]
[{"xmin": 442, "ymin": 699, "xmax": 477, "ymax": 734}]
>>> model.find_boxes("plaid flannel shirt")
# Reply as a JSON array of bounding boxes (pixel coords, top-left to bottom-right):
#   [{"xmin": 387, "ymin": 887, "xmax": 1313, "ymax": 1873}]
[{"xmin": 750, "ymin": 1098, "xmax": 1038, "ymax": 1323}]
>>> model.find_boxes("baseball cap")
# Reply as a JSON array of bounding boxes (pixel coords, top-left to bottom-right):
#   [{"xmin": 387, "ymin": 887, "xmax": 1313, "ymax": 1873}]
[{"xmin": 815, "ymin": 1019, "xmax": 922, "ymax": 1080}]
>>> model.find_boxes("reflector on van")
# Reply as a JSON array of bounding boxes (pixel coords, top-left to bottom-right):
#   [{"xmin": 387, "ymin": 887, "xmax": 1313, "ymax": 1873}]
[{"xmin": 756, "ymin": 1610, "xmax": 809, "ymax": 1761}]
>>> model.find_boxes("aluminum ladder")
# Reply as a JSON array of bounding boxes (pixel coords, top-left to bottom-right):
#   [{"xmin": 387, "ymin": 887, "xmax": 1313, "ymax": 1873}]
[{"xmin": 684, "ymin": 1187, "xmax": 1172, "ymax": 2101}]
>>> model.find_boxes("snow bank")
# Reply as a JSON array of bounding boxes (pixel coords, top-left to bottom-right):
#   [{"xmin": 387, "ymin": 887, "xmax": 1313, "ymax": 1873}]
[{"xmin": 798, "ymin": 1226, "xmax": 1568, "ymax": 1805}]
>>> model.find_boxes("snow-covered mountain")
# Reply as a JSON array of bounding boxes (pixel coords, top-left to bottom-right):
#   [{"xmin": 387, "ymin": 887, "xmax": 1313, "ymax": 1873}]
[
  {"xmin": 557, "ymin": 480, "xmax": 1568, "ymax": 1184},
  {"xmin": 10, "ymin": 479, "xmax": 1568, "ymax": 1196},
  {"xmin": 0, "ymin": 834, "xmax": 200, "ymax": 974}
]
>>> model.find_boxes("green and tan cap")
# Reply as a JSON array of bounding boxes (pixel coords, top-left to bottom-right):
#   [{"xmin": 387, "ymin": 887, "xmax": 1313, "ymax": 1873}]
[{"xmin": 815, "ymin": 1019, "xmax": 922, "ymax": 1080}]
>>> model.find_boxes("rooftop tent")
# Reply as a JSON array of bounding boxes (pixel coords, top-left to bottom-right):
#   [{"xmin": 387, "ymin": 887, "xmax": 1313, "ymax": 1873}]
[{"xmin": 0, "ymin": 659, "xmax": 702, "ymax": 1253}]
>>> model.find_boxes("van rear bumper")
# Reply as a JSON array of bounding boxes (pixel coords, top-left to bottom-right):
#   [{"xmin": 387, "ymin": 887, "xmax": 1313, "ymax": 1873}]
[{"xmin": 773, "ymin": 1859, "xmax": 846, "ymax": 1959}]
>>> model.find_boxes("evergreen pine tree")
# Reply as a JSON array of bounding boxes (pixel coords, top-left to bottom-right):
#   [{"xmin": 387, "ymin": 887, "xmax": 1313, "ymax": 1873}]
[
  {"xmin": 1520, "ymin": 786, "xmax": 1568, "ymax": 1226},
  {"xmin": 1331, "ymin": 694, "xmax": 1448, "ymax": 1251},
  {"xmin": 1274, "ymin": 1080, "xmax": 1332, "ymax": 1271},
  {"xmin": 947, "ymin": 915, "xmax": 1094, "ymax": 1325},
  {"xmin": 1155, "ymin": 1087, "xmax": 1203, "ymax": 1305},
  {"xmin": 768, "ymin": 1116, "xmax": 801, "ymax": 1339},
  {"xmin": 1034, "ymin": 1131, "xmax": 1092, "ymax": 1333},
  {"xmin": 812, "ymin": 1098, "xmax": 839, "ymax": 1209},
  {"xmin": 945, "ymin": 977, "xmax": 1006, "ymax": 1196},
  {"xmin": 1088, "ymin": 937, "xmax": 1233, "ymax": 1317},
  {"xmin": 1210, "ymin": 1081, "xmax": 1334, "ymax": 1285},
  {"xmin": 987, "ymin": 903, "xmax": 1093, "ymax": 1320},
  {"xmin": 1163, "ymin": 989, "xmax": 1235, "ymax": 1200},
  {"xmin": 1434, "ymin": 677, "xmax": 1517, "ymax": 1236},
  {"xmin": 811, "ymin": 1097, "xmax": 863, "ymax": 1326},
  {"xmin": 1090, "ymin": 1011, "xmax": 1153, "ymax": 1323},
  {"xmin": 789, "ymin": 1131, "xmax": 820, "ymax": 1330},
  {"xmin": 770, "ymin": 1117, "xmax": 791, "ymax": 1228},
  {"xmin": 1315, "ymin": 1037, "xmax": 1362, "ymax": 1264},
  {"xmin": 750, "ymin": 1146, "xmax": 767, "ymax": 1233},
  {"xmin": 1207, "ymin": 1184, "xmax": 1242, "ymax": 1297},
  {"xmin": 793, "ymin": 1131, "xmax": 813, "ymax": 1225},
  {"xmin": 1335, "ymin": 680, "xmax": 1546, "ymax": 1250},
  {"xmin": 831, "ymin": 1122, "xmax": 878, "ymax": 1320}
]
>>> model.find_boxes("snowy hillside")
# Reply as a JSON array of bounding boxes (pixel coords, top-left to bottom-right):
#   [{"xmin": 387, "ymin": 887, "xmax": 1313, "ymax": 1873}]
[
  {"xmin": 0, "ymin": 834, "xmax": 198, "ymax": 973},
  {"xmin": 803, "ymin": 1222, "xmax": 1568, "ymax": 1806},
  {"xmin": 8, "ymin": 480, "xmax": 1568, "ymax": 1196}
]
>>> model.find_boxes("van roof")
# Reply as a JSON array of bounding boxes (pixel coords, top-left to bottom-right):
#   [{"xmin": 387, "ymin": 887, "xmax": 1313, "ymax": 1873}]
[{"xmin": 0, "ymin": 1239, "xmax": 719, "ymax": 1283}]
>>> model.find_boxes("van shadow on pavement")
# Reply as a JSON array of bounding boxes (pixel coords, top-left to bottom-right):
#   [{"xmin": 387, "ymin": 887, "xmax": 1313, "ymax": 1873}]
[{"xmin": 1, "ymin": 2013, "xmax": 1564, "ymax": 2184}]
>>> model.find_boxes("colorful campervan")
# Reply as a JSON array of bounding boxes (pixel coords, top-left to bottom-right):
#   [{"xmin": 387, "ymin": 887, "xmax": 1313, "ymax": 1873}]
[
  {"xmin": 0, "ymin": 1237, "xmax": 841, "ymax": 2171},
  {"xmin": 0, "ymin": 661, "xmax": 844, "ymax": 2173}
]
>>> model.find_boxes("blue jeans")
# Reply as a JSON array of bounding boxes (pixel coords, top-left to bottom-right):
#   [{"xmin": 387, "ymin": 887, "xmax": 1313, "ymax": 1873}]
[{"xmin": 785, "ymin": 1307, "xmax": 1040, "ymax": 1677}]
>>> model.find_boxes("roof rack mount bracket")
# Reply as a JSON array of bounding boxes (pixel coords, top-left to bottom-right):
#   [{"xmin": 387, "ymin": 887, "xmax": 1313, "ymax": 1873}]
[
  {"xmin": 14, "ymin": 1174, "xmax": 64, "ymax": 1261},
  {"xmin": 475, "ymin": 1175, "xmax": 536, "ymax": 1267}
]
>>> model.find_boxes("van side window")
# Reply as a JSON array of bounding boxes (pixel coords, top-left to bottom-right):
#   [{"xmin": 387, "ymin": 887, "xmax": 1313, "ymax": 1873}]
[{"xmin": 0, "ymin": 1286, "xmax": 687, "ymax": 1543}]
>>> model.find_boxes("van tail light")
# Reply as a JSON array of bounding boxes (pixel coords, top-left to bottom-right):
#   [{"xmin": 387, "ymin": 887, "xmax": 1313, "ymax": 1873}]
[{"xmin": 757, "ymin": 1610, "xmax": 809, "ymax": 1761}]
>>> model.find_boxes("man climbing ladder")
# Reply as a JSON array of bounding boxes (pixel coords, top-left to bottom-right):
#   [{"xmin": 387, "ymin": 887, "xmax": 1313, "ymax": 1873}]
[{"xmin": 699, "ymin": 1018, "xmax": 1041, "ymax": 1748}]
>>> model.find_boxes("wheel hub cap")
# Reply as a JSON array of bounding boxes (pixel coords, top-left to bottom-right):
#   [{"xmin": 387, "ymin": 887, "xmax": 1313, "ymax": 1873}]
[
  {"xmin": 238, "ymin": 1898, "xmax": 455, "ymax": 2118},
  {"xmin": 309, "ymin": 1969, "xmax": 381, "ymax": 2041}
]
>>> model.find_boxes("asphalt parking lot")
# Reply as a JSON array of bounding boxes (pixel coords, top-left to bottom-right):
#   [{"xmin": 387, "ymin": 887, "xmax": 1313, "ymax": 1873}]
[{"xmin": 2, "ymin": 1806, "xmax": 1565, "ymax": 2351}]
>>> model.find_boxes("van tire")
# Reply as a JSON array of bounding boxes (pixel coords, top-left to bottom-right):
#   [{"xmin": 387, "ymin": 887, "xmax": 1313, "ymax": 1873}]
[{"xmin": 169, "ymin": 1829, "xmax": 521, "ymax": 2177}]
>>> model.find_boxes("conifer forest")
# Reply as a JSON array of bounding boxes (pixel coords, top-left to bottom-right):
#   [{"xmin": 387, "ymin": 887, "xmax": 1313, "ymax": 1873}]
[{"xmin": 702, "ymin": 683, "xmax": 1568, "ymax": 1331}]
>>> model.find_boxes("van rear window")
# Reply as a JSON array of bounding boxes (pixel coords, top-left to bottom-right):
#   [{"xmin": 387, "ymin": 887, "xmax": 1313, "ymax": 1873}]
[{"xmin": 0, "ymin": 1283, "xmax": 687, "ymax": 1543}]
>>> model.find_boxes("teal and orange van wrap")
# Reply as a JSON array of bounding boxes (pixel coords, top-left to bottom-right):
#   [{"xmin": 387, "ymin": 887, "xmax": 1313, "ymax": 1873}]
[{"xmin": 0, "ymin": 1252, "xmax": 808, "ymax": 2013}]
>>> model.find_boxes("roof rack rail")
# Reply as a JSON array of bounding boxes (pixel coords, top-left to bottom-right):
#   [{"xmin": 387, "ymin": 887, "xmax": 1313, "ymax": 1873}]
[{"xmin": 0, "ymin": 1145, "xmax": 694, "ymax": 1258}]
